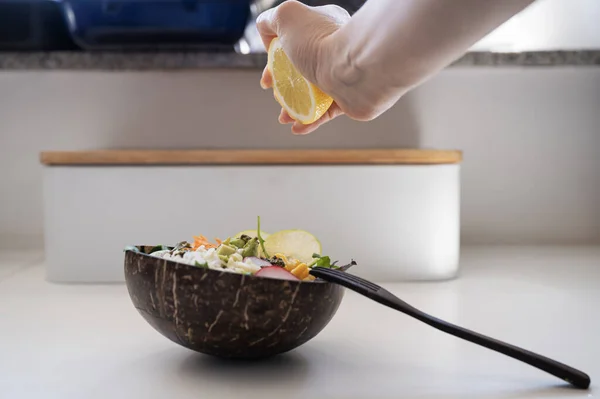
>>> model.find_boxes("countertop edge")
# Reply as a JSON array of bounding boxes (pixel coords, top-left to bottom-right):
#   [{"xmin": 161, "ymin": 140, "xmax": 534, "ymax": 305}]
[
  {"xmin": 1, "ymin": 50, "xmax": 599, "ymax": 71},
  {"xmin": 39, "ymin": 149, "xmax": 463, "ymax": 166}
]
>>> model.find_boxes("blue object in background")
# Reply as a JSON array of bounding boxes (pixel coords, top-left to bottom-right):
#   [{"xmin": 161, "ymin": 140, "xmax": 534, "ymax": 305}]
[{"xmin": 58, "ymin": 0, "xmax": 252, "ymax": 50}]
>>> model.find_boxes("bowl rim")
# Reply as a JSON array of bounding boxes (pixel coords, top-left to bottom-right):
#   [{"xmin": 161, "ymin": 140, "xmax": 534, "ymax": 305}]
[{"xmin": 124, "ymin": 246, "xmax": 333, "ymax": 286}]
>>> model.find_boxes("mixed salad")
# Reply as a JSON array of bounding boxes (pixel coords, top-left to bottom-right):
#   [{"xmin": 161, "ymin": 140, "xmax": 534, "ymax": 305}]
[{"xmin": 147, "ymin": 217, "xmax": 355, "ymax": 282}]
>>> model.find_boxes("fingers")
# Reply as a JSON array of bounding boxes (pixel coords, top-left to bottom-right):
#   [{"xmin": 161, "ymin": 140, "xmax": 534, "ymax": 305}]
[
  {"xmin": 291, "ymin": 103, "xmax": 345, "ymax": 135},
  {"xmin": 277, "ymin": 103, "xmax": 344, "ymax": 134},
  {"xmin": 260, "ymin": 67, "xmax": 273, "ymax": 89},
  {"xmin": 257, "ymin": 1, "xmax": 312, "ymax": 52},
  {"xmin": 255, "ymin": 6, "xmax": 279, "ymax": 52},
  {"xmin": 257, "ymin": 1, "xmax": 308, "ymax": 52},
  {"xmin": 278, "ymin": 109, "xmax": 295, "ymax": 124}
]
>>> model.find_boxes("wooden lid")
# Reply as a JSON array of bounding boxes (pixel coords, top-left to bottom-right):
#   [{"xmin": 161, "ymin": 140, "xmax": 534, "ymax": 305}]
[{"xmin": 40, "ymin": 149, "xmax": 462, "ymax": 166}]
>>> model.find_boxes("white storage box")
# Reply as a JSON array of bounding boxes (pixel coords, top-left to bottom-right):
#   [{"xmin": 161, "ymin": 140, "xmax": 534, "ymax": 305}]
[{"xmin": 41, "ymin": 149, "xmax": 461, "ymax": 283}]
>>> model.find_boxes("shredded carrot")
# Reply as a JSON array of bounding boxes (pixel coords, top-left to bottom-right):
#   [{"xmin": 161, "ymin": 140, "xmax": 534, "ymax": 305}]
[{"xmin": 192, "ymin": 235, "xmax": 221, "ymax": 250}]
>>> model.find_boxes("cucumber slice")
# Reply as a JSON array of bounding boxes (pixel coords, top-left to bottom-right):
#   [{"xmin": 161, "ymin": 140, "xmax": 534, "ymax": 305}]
[{"xmin": 263, "ymin": 230, "xmax": 322, "ymax": 264}]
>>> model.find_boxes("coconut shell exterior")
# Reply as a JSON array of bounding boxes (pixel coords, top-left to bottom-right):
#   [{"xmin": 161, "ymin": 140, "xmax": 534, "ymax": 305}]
[{"xmin": 124, "ymin": 247, "xmax": 344, "ymax": 359}]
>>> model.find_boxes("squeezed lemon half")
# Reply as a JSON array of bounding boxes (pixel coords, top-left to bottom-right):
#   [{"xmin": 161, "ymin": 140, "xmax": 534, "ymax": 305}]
[{"xmin": 267, "ymin": 37, "xmax": 333, "ymax": 124}]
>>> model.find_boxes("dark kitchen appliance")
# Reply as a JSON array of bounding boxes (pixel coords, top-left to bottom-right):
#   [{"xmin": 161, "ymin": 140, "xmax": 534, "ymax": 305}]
[{"xmin": 58, "ymin": 0, "xmax": 253, "ymax": 50}]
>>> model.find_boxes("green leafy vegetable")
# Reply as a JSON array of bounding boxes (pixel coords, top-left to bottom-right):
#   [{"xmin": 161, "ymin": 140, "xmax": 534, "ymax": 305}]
[
  {"xmin": 309, "ymin": 253, "xmax": 333, "ymax": 268},
  {"xmin": 314, "ymin": 255, "xmax": 333, "ymax": 268},
  {"xmin": 124, "ymin": 245, "xmax": 140, "ymax": 253},
  {"xmin": 308, "ymin": 253, "xmax": 322, "ymax": 267},
  {"xmin": 194, "ymin": 261, "xmax": 208, "ymax": 268},
  {"xmin": 256, "ymin": 216, "xmax": 270, "ymax": 258},
  {"xmin": 309, "ymin": 253, "xmax": 354, "ymax": 270}
]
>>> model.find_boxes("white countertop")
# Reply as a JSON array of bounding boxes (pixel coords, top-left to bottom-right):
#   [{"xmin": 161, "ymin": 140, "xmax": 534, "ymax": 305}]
[{"xmin": 1, "ymin": 247, "xmax": 598, "ymax": 399}]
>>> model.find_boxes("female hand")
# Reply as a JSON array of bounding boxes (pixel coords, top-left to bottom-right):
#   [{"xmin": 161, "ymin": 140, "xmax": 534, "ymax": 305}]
[
  {"xmin": 257, "ymin": 0, "xmax": 537, "ymax": 135},
  {"xmin": 256, "ymin": 1, "xmax": 351, "ymax": 135}
]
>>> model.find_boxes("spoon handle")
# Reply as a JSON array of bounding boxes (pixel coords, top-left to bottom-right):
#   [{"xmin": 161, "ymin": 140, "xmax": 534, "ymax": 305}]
[
  {"xmin": 393, "ymin": 295, "xmax": 591, "ymax": 389},
  {"xmin": 310, "ymin": 267, "xmax": 591, "ymax": 389}
]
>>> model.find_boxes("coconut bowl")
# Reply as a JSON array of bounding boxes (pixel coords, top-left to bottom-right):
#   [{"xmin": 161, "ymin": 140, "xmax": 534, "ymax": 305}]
[{"xmin": 124, "ymin": 246, "xmax": 344, "ymax": 359}]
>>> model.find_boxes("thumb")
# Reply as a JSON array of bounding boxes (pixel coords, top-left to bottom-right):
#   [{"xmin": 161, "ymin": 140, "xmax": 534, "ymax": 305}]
[
  {"xmin": 255, "ymin": 5, "xmax": 279, "ymax": 53},
  {"xmin": 257, "ymin": 1, "xmax": 345, "ymax": 88},
  {"xmin": 256, "ymin": 1, "xmax": 314, "ymax": 52},
  {"xmin": 256, "ymin": 1, "xmax": 309, "ymax": 89}
]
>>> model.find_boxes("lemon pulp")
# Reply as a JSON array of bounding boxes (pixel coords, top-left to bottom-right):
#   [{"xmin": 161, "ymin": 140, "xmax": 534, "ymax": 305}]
[{"xmin": 267, "ymin": 38, "xmax": 333, "ymax": 124}]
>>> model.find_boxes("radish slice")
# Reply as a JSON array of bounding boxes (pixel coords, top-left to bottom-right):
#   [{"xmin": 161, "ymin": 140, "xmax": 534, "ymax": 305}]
[
  {"xmin": 243, "ymin": 257, "xmax": 272, "ymax": 267},
  {"xmin": 255, "ymin": 266, "xmax": 300, "ymax": 281}
]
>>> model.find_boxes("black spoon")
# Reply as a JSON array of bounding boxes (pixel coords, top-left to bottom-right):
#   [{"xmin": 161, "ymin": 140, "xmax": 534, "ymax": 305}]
[{"xmin": 310, "ymin": 267, "xmax": 591, "ymax": 390}]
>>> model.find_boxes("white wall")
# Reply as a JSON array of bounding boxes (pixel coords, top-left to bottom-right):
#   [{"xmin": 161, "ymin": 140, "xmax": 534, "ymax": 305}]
[
  {"xmin": 471, "ymin": 0, "xmax": 600, "ymax": 51},
  {"xmin": 1, "ymin": 67, "xmax": 599, "ymax": 249}
]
